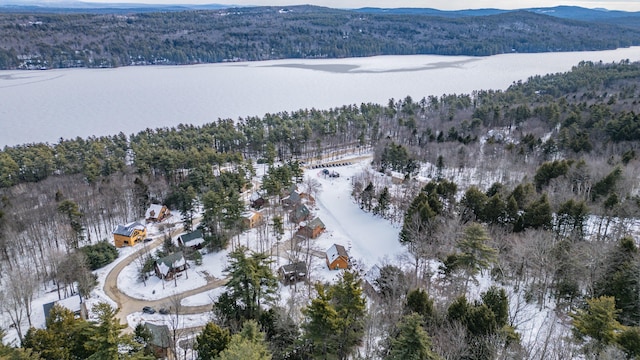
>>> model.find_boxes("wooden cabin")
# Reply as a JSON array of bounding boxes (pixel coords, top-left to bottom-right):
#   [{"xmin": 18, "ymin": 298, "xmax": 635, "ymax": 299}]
[
  {"xmin": 289, "ymin": 204, "xmax": 311, "ymax": 224},
  {"xmin": 298, "ymin": 217, "xmax": 326, "ymax": 239},
  {"xmin": 145, "ymin": 204, "xmax": 170, "ymax": 223},
  {"xmin": 242, "ymin": 210, "xmax": 264, "ymax": 229},
  {"xmin": 144, "ymin": 322, "xmax": 171, "ymax": 359},
  {"xmin": 113, "ymin": 222, "xmax": 147, "ymax": 248},
  {"xmin": 154, "ymin": 252, "xmax": 188, "ymax": 280},
  {"xmin": 326, "ymin": 243, "xmax": 350, "ymax": 270},
  {"xmin": 177, "ymin": 230, "xmax": 205, "ymax": 249},
  {"xmin": 278, "ymin": 261, "xmax": 307, "ymax": 285}
]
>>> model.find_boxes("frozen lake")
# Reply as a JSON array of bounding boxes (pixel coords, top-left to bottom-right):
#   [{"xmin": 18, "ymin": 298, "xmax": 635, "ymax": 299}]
[{"xmin": 2, "ymin": 47, "xmax": 640, "ymax": 146}]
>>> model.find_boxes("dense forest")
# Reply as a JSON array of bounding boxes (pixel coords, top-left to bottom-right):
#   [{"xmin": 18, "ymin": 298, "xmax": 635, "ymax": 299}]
[
  {"xmin": 3, "ymin": 60, "xmax": 640, "ymax": 358},
  {"xmin": 1, "ymin": 6, "xmax": 640, "ymax": 69}
]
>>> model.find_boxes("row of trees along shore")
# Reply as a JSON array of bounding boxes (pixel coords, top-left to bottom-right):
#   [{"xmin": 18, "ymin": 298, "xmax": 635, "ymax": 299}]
[{"xmin": 1, "ymin": 60, "xmax": 640, "ymax": 358}]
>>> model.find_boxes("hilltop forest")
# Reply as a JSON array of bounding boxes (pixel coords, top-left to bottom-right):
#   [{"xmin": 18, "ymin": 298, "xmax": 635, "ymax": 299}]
[
  {"xmin": 1, "ymin": 6, "xmax": 640, "ymax": 69},
  {"xmin": 1, "ymin": 60, "xmax": 640, "ymax": 358}
]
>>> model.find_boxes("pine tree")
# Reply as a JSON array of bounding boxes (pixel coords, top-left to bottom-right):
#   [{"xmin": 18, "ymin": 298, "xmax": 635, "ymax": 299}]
[
  {"xmin": 217, "ymin": 320, "xmax": 272, "ymax": 360},
  {"xmin": 195, "ymin": 322, "xmax": 231, "ymax": 360},
  {"xmin": 216, "ymin": 247, "xmax": 277, "ymax": 324},
  {"xmin": 571, "ymin": 296, "xmax": 623, "ymax": 350},
  {"xmin": 454, "ymin": 223, "xmax": 497, "ymax": 290},
  {"xmin": 303, "ymin": 271, "xmax": 366, "ymax": 360},
  {"xmin": 386, "ymin": 313, "xmax": 440, "ymax": 360}
]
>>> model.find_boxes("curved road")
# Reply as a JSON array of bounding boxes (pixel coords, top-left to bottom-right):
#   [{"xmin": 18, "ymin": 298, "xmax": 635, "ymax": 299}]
[
  {"xmin": 103, "ymin": 224, "xmax": 296, "ymax": 328},
  {"xmin": 103, "ymin": 225, "xmax": 228, "ymax": 327}
]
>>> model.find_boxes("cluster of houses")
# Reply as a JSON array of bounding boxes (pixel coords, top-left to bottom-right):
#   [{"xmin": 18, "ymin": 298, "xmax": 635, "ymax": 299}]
[{"xmin": 111, "ymin": 187, "xmax": 353, "ymax": 287}]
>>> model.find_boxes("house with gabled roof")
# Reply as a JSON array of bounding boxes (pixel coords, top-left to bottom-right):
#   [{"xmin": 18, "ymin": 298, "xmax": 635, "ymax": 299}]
[
  {"xmin": 242, "ymin": 210, "xmax": 264, "ymax": 229},
  {"xmin": 250, "ymin": 192, "xmax": 266, "ymax": 210},
  {"xmin": 282, "ymin": 189, "xmax": 301, "ymax": 208},
  {"xmin": 154, "ymin": 252, "xmax": 188, "ymax": 280},
  {"xmin": 143, "ymin": 322, "xmax": 171, "ymax": 358},
  {"xmin": 326, "ymin": 243, "xmax": 350, "ymax": 270},
  {"xmin": 298, "ymin": 217, "xmax": 326, "ymax": 239},
  {"xmin": 113, "ymin": 221, "xmax": 147, "ymax": 248},
  {"xmin": 278, "ymin": 261, "xmax": 307, "ymax": 285},
  {"xmin": 145, "ymin": 204, "xmax": 170, "ymax": 223},
  {"xmin": 289, "ymin": 203, "xmax": 311, "ymax": 224},
  {"xmin": 177, "ymin": 229, "xmax": 205, "ymax": 249}
]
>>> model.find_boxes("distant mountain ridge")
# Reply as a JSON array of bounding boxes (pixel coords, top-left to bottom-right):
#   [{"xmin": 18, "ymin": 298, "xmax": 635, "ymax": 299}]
[
  {"xmin": 354, "ymin": 5, "xmax": 640, "ymax": 28},
  {"xmin": 0, "ymin": 4, "xmax": 640, "ymax": 69}
]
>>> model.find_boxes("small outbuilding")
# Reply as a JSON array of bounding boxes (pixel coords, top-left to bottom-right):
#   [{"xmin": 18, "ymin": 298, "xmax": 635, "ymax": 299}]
[
  {"xmin": 326, "ymin": 243, "xmax": 350, "ymax": 270},
  {"xmin": 145, "ymin": 204, "xmax": 171, "ymax": 223},
  {"xmin": 113, "ymin": 222, "xmax": 147, "ymax": 248},
  {"xmin": 177, "ymin": 230, "xmax": 205, "ymax": 249},
  {"xmin": 278, "ymin": 261, "xmax": 307, "ymax": 285},
  {"xmin": 154, "ymin": 252, "xmax": 188, "ymax": 280}
]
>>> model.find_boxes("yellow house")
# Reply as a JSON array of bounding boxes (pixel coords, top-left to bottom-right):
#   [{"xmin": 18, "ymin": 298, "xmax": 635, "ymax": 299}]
[
  {"xmin": 113, "ymin": 221, "xmax": 147, "ymax": 248},
  {"xmin": 242, "ymin": 210, "xmax": 264, "ymax": 229}
]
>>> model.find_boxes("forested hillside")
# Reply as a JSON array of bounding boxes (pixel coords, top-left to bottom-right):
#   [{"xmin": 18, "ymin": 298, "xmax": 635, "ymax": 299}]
[
  {"xmin": 1, "ymin": 6, "xmax": 640, "ymax": 69},
  {"xmin": 3, "ymin": 60, "xmax": 640, "ymax": 358}
]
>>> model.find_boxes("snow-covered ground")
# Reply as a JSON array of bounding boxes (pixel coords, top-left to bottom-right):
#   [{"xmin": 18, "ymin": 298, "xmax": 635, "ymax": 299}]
[{"xmin": 1, "ymin": 153, "xmax": 569, "ymax": 356}]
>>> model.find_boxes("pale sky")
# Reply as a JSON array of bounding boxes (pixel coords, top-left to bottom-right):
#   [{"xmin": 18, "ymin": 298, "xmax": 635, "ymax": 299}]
[{"xmin": 77, "ymin": 0, "xmax": 640, "ymax": 11}]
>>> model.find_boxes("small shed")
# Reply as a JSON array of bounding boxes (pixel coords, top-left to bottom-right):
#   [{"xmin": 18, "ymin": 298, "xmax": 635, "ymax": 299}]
[
  {"xmin": 278, "ymin": 261, "xmax": 307, "ymax": 285},
  {"xmin": 154, "ymin": 252, "xmax": 188, "ymax": 280},
  {"xmin": 177, "ymin": 230, "xmax": 205, "ymax": 249},
  {"xmin": 298, "ymin": 217, "xmax": 326, "ymax": 239},
  {"xmin": 145, "ymin": 204, "xmax": 170, "ymax": 223},
  {"xmin": 326, "ymin": 244, "xmax": 350, "ymax": 270},
  {"xmin": 289, "ymin": 203, "xmax": 311, "ymax": 224},
  {"xmin": 144, "ymin": 322, "xmax": 171, "ymax": 359}
]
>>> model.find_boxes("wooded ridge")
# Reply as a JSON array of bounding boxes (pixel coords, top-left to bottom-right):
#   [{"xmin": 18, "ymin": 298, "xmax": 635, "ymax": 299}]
[{"xmin": 1, "ymin": 6, "xmax": 640, "ymax": 69}]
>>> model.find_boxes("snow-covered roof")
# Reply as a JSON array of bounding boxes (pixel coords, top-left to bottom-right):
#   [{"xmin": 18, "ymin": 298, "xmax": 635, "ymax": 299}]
[
  {"xmin": 145, "ymin": 204, "xmax": 165, "ymax": 219},
  {"xmin": 156, "ymin": 252, "xmax": 186, "ymax": 276},
  {"xmin": 326, "ymin": 243, "xmax": 348, "ymax": 263},
  {"xmin": 144, "ymin": 322, "xmax": 171, "ymax": 348},
  {"xmin": 179, "ymin": 230, "xmax": 204, "ymax": 245},
  {"xmin": 113, "ymin": 221, "xmax": 146, "ymax": 236},
  {"xmin": 306, "ymin": 217, "xmax": 325, "ymax": 230},
  {"xmin": 242, "ymin": 210, "xmax": 260, "ymax": 219},
  {"xmin": 364, "ymin": 265, "xmax": 382, "ymax": 292}
]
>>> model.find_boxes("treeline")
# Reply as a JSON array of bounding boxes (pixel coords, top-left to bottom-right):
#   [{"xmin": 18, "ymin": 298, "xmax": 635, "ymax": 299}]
[{"xmin": 1, "ymin": 7, "xmax": 640, "ymax": 69}]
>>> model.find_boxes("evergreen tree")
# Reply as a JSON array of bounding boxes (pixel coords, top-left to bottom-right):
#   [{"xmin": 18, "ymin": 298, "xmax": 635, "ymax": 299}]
[
  {"xmin": 374, "ymin": 187, "xmax": 391, "ymax": 216},
  {"xmin": 302, "ymin": 284, "xmax": 340, "ymax": 358},
  {"xmin": 386, "ymin": 313, "xmax": 440, "ymax": 360},
  {"xmin": 454, "ymin": 223, "xmax": 497, "ymax": 290},
  {"xmin": 571, "ymin": 296, "xmax": 623, "ymax": 351},
  {"xmin": 84, "ymin": 302, "xmax": 149, "ymax": 360},
  {"xmin": 594, "ymin": 237, "xmax": 640, "ymax": 326},
  {"xmin": 405, "ymin": 289, "xmax": 435, "ymax": 320},
  {"xmin": 217, "ymin": 320, "xmax": 272, "ymax": 360},
  {"xmin": 215, "ymin": 247, "xmax": 277, "ymax": 325},
  {"xmin": 303, "ymin": 271, "xmax": 366, "ymax": 360},
  {"xmin": 195, "ymin": 322, "xmax": 231, "ymax": 360}
]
